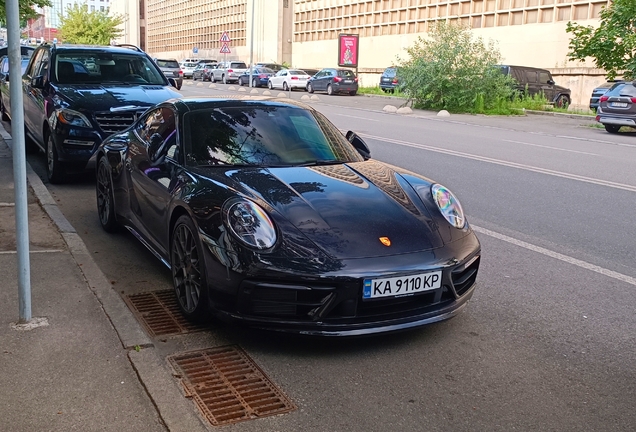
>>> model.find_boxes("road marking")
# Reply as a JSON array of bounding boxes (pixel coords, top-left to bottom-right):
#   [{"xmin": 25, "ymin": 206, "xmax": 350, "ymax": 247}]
[
  {"xmin": 0, "ymin": 249, "xmax": 65, "ymax": 255},
  {"xmin": 502, "ymin": 139, "xmax": 598, "ymax": 156},
  {"xmin": 472, "ymin": 225, "xmax": 636, "ymax": 287},
  {"xmin": 334, "ymin": 113, "xmax": 380, "ymax": 122},
  {"xmin": 0, "ymin": 203, "xmax": 15, "ymax": 207},
  {"xmin": 359, "ymin": 132, "xmax": 636, "ymax": 193}
]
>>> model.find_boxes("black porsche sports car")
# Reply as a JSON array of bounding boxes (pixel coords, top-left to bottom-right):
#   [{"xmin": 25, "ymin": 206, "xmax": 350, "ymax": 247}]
[{"xmin": 94, "ymin": 97, "xmax": 480, "ymax": 336}]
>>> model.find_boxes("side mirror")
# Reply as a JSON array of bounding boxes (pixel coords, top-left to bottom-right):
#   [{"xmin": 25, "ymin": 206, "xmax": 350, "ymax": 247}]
[
  {"xmin": 148, "ymin": 133, "xmax": 166, "ymax": 165},
  {"xmin": 547, "ymin": 79, "xmax": 555, "ymax": 85},
  {"xmin": 346, "ymin": 131, "xmax": 371, "ymax": 160},
  {"xmin": 31, "ymin": 75, "xmax": 45, "ymax": 89},
  {"xmin": 168, "ymin": 77, "xmax": 177, "ymax": 88}
]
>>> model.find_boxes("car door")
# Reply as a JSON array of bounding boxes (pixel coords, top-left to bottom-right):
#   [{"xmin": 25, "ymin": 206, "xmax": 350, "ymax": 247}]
[
  {"xmin": 128, "ymin": 106, "xmax": 182, "ymax": 254},
  {"xmin": 312, "ymin": 70, "xmax": 326, "ymax": 91},
  {"xmin": 274, "ymin": 70, "xmax": 287, "ymax": 89},
  {"xmin": 22, "ymin": 48, "xmax": 49, "ymax": 146},
  {"xmin": 538, "ymin": 70, "xmax": 556, "ymax": 102},
  {"xmin": 524, "ymin": 70, "xmax": 540, "ymax": 98}
]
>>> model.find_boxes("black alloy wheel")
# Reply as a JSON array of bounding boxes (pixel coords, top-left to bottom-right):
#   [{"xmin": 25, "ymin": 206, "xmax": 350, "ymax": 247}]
[
  {"xmin": 96, "ymin": 157, "xmax": 118, "ymax": 232},
  {"xmin": 604, "ymin": 124, "xmax": 621, "ymax": 133},
  {"xmin": 46, "ymin": 133, "xmax": 65, "ymax": 184},
  {"xmin": 307, "ymin": 83, "xmax": 314, "ymax": 93},
  {"xmin": 327, "ymin": 84, "xmax": 334, "ymax": 95},
  {"xmin": 171, "ymin": 215, "xmax": 209, "ymax": 321}
]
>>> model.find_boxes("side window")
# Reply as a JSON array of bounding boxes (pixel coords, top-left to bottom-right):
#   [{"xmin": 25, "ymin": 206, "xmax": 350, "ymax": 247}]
[
  {"xmin": 525, "ymin": 71, "xmax": 537, "ymax": 83},
  {"xmin": 1, "ymin": 58, "xmax": 8, "ymax": 74},
  {"xmin": 25, "ymin": 49, "xmax": 44, "ymax": 77},
  {"xmin": 137, "ymin": 107, "xmax": 176, "ymax": 144},
  {"xmin": 538, "ymin": 71, "xmax": 551, "ymax": 84},
  {"xmin": 35, "ymin": 50, "xmax": 50, "ymax": 77}
]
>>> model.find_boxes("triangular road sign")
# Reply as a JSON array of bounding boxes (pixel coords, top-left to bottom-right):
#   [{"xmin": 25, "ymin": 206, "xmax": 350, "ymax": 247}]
[
  {"xmin": 219, "ymin": 32, "xmax": 231, "ymax": 43},
  {"xmin": 219, "ymin": 43, "xmax": 231, "ymax": 54}
]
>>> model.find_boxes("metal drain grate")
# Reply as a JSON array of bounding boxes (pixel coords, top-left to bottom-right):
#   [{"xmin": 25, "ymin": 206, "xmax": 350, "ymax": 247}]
[
  {"xmin": 124, "ymin": 290, "xmax": 204, "ymax": 337},
  {"xmin": 169, "ymin": 346, "xmax": 296, "ymax": 426}
]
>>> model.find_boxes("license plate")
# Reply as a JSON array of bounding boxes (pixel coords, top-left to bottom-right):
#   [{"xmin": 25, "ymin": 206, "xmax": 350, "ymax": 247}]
[
  {"xmin": 363, "ymin": 271, "xmax": 442, "ymax": 299},
  {"xmin": 611, "ymin": 102, "xmax": 628, "ymax": 108},
  {"xmin": 343, "ymin": 79, "xmax": 352, "ymax": 83}
]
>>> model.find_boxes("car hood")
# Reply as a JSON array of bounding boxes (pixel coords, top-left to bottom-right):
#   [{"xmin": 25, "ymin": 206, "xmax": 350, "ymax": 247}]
[
  {"xmin": 54, "ymin": 84, "xmax": 181, "ymax": 112},
  {"xmin": 222, "ymin": 160, "xmax": 444, "ymax": 259}
]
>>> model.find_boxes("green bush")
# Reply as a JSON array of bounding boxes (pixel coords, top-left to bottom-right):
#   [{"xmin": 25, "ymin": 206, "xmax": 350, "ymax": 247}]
[{"xmin": 397, "ymin": 22, "xmax": 515, "ymax": 114}]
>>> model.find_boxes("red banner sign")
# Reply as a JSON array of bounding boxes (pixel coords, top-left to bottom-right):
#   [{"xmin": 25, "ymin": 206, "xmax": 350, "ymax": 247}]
[{"xmin": 338, "ymin": 34, "xmax": 359, "ymax": 68}]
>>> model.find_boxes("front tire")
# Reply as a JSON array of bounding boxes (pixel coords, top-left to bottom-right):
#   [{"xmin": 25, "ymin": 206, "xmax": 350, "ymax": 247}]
[
  {"xmin": 96, "ymin": 157, "xmax": 118, "ymax": 233},
  {"xmin": 307, "ymin": 83, "xmax": 314, "ymax": 93},
  {"xmin": 171, "ymin": 215, "xmax": 210, "ymax": 322},
  {"xmin": 0, "ymin": 99, "xmax": 8, "ymax": 121},
  {"xmin": 46, "ymin": 133, "xmax": 65, "ymax": 184},
  {"xmin": 604, "ymin": 124, "xmax": 621, "ymax": 133},
  {"xmin": 238, "ymin": 77, "xmax": 244, "ymax": 86},
  {"xmin": 268, "ymin": 80, "xmax": 273, "ymax": 90},
  {"xmin": 252, "ymin": 78, "xmax": 257, "ymax": 87}
]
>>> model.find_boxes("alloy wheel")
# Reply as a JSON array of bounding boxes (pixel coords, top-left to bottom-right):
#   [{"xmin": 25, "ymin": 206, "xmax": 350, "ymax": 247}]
[
  {"xmin": 96, "ymin": 158, "xmax": 117, "ymax": 232},
  {"xmin": 172, "ymin": 222, "xmax": 202, "ymax": 314}
]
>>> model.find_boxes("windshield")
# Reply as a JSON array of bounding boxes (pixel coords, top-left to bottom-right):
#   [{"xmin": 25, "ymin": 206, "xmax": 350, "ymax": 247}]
[
  {"xmin": 184, "ymin": 105, "xmax": 364, "ymax": 167},
  {"xmin": 383, "ymin": 68, "xmax": 396, "ymax": 77},
  {"xmin": 55, "ymin": 52, "xmax": 166, "ymax": 85},
  {"xmin": 230, "ymin": 62, "xmax": 247, "ymax": 69},
  {"xmin": 156, "ymin": 59, "xmax": 179, "ymax": 68}
]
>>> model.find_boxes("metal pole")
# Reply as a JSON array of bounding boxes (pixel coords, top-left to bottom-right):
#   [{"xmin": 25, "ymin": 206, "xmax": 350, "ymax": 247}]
[
  {"xmin": 249, "ymin": 0, "xmax": 255, "ymax": 88},
  {"xmin": 6, "ymin": 0, "xmax": 32, "ymax": 323}
]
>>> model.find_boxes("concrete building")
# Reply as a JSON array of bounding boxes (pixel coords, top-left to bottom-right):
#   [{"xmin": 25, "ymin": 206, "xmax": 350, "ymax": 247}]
[{"xmin": 114, "ymin": 0, "xmax": 610, "ymax": 107}]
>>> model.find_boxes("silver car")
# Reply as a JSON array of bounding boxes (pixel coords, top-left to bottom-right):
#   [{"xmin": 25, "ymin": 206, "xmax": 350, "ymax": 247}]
[
  {"xmin": 155, "ymin": 58, "xmax": 183, "ymax": 90},
  {"xmin": 596, "ymin": 81, "xmax": 636, "ymax": 133}
]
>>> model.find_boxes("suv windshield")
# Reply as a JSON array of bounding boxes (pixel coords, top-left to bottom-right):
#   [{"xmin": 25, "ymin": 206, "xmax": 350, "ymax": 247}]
[
  {"xmin": 156, "ymin": 59, "xmax": 179, "ymax": 68},
  {"xmin": 230, "ymin": 62, "xmax": 247, "ymax": 69},
  {"xmin": 55, "ymin": 52, "xmax": 166, "ymax": 85},
  {"xmin": 184, "ymin": 106, "xmax": 363, "ymax": 167}
]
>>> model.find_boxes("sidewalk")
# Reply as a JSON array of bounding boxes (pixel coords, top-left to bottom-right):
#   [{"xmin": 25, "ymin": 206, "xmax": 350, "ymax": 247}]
[{"xmin": 0, "ymin": 132, "xmax": 169, "ymax": 431}]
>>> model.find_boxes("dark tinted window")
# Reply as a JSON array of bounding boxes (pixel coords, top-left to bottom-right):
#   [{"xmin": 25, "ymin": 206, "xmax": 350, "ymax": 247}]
[
  {"xmin": 337, "ymin": 70, "xmax": 355, "ymax": 78},
  {"xmin": 524, "ymin": 71, "xmax": 537, "ymax": 83},
  {"xmin": 137, "ymin": 107, "xmax": 176, "ymax": 144},
  {"xmin": 606, "ymin": 83, "xmax": 636, "ymax": 97},
  {"xmin": 230, "ymin": 62, "xmax": 247, "ymax": 68},
  {"xmin": 54, "ymin": 52, "xmax": 166, "ymax": 85},
  {"xmin": 184, "ymin": 106, "xmax": 363, "ymax": 167},
  {"xmin": 383, "ymin": 68, "xmax": 396, "ymax": 77},
  {"xmin": 156, "ymin": 59, "xmax": 180, "ymax": 68},
  {"xmin": 538, "ymin": 71, "xmax": 551, "ymax": 84}
]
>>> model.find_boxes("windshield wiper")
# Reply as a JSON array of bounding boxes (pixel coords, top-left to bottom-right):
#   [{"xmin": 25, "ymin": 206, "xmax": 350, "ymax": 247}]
[{"xmin": 294, "ymin": 159, "xmax": 342, "ymax": 167}]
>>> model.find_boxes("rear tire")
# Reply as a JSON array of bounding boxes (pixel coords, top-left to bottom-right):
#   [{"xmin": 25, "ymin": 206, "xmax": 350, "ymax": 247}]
[
  {"xmin": 222, "ymin": 75, "xmax": 227, "ymax": 84},
  {"xmin": 96, "ymin": 157, "xmax": 118, "ymax": 233},
  {"xmin": 283, "ymin": 82, "xmax": 289, "ymax": 91},
  {"xmin": 171, "ymin": 215, "xmax": 210, "ymax": 322},
  {"xmin": 46, "ymin": 133, "xmax": 65, "ymax": 184},
  {"xmin": 604, "ymin": 124, "xmax": 621, "ymax": 134},
  {"xmin": 0, "ymin": 99, "xmax": 8, "ymax": 121},
  {"xmin": 555, "ymin": 95, "xmax": 569, "ymax": 108},
  {"xmin": 349, "ymin": 90, "xmax": 357, "ymax": 96},
  {"xmin": 327, "ymin": 84, "xmax": 334, "ymax": 96}
]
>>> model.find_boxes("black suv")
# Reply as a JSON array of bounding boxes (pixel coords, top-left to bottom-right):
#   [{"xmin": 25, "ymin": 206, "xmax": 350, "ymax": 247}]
[
  {"xmin": 499, "ymin": 65, "xmax": 571, "ymax": 107},
  {"xmin": 22, "ymin": 43, "xmax": 181, "ymax": 183}
]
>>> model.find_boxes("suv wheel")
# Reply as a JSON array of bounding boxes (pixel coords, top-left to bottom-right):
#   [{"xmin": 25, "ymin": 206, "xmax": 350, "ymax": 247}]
[
  {"xmin": 604, "ymin": 124, "xmax": 621, "ymax": 134},
  {"xmin": 46, "ymin": 133, "xmax": 65, "ymax": 184},
  {"xmin": 555, "ymin": 95, "xmax": 569, "ymax": 108},
  {"xmin": 222, "ymin": 75, "xmax": 227, "ymax": 84}
]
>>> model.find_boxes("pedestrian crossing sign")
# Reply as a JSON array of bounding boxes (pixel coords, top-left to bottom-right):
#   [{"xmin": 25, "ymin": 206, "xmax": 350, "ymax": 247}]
[
  {"xmin": 219, "ymin": 32, "xmax": 231, "ymax": 43},
  {"xmin": 219, "ymin": 43, "xmax": 231, "ymax": 54}
]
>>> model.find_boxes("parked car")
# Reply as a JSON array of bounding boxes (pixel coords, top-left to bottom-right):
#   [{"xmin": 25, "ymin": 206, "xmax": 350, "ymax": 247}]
[
  {"xmin": 0, "ymin": 55, "xmax": 31, "ymax": 121},
  {"xmin": 595, "ymin": 81, "xmax": 636, "ymax": 133},
  {"xmin": 300, "ymin": 68, "xmax": 320, "ymax": 78},
  {"xmin": 22, "ymin": 43, "xmax": 181, "ymax": 183},
  {"xmin": 94, "ymin": 97, "xmax": 481, "ymax": 335},
  {"xmin": 154, "ymin": 58, "xmax": 182, "ymax": 89},
  {"xmin": 379, "ymin": 66, "xmax": 399, "ymax": 93},
  {"xmin": 192, "ymin": 62, "xmax": 217, "ymax": 81},
  {"xmin": 253, "ymin": 62, "xmax": 284, "ymax": 72},
  {"xmin": 306, "ymin": 68, "xmax": 358, "ymax": 96},
  {"xmin": 499, "ymin": 65, "xmax": 571, "ymax": 107},
  {"xmin": 589, "ymin": 80, "xmax": 624, "ymax": 112},
  {"xmin": 180, "ymin": 61, "xmax": 199, "ymax": 79},
  {"xmin": 212, "ymin": 61, "xmax": 248, "ymax": 84},
  {"xmin": 237, "ymin": 67, "xmax": 275, "ymax": 87},
  {"xmin": 268, "ymin": 69, "xmax": 310, "ymax": 91}
]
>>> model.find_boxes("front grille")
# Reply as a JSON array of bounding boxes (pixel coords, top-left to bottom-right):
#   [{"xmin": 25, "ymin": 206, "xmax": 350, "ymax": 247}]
[
  {"xmin": 451, "ymin": 255, "xmax": 480, "ymax": 296},
  {"xmin": 94, "ymin": 110, "xmax": 145, "ymax": 135},
  {"xmin": 239, "ymin": 282, "xmax": 337, "ymax": 320}
]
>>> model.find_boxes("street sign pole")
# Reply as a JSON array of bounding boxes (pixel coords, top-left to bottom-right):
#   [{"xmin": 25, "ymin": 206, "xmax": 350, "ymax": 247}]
[
  {"xmin": 249, "ymin": 0, "xmax": 255, "ymax": 88},
  {"xmin": 6, "ymin": 0, "xmax": 32, "ymax": 323}
]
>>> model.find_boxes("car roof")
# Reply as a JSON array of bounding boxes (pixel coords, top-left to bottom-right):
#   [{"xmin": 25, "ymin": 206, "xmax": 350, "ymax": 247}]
[
  {"xmin": 169, "ymin": 96, "xmax": 315, "ymax": 112},
  {"xmin": 46, "ymin": 44, "xmax": 148, "ymax": 55}
]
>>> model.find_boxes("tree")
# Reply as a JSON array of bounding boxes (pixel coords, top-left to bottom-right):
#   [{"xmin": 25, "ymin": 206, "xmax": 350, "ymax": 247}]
[
  {"xmin": 397, "ymin": 22, "xmax": 513, "ymax": 113},
  {"xmin": 0, "ymin": 0, "xmax": 51, "ymax": 25},
  {"xmin": 58, "ymin": 3, "xmax": 124, "ymax": 45},
  {"xmin": 566, "ymin": 0, "xmax": 636, "ymax": 80}
]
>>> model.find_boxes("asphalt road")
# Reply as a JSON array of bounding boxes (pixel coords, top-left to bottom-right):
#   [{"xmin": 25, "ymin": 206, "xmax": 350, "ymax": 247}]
[{"xmin": 11, "ymin": 83, "xmax": 636, "ymax": 431}]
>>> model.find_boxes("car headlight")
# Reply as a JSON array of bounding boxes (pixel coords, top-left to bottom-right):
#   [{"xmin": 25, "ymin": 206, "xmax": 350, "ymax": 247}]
[
  {"xmin": 56, "ymin": 108, "xmax": 92, "ymax": 128},
  {"xmin": 223, "ymin": 199, "xmax": 277, "ymax": 250},
  {"xmin": 431, "ymin": 184, "xmax": 465, "ymax": 229}
]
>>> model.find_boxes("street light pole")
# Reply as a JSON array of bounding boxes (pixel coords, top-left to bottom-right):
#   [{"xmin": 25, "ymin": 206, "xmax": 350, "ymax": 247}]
[{"xmin": 249, "ymin": 0, "xmax": 255, "ymax": 88}]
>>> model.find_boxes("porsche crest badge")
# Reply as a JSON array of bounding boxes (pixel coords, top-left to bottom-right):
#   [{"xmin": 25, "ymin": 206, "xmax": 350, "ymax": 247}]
[{"xmin": 379, "ymin": 237, "xmax": 391, "ymax": 247}]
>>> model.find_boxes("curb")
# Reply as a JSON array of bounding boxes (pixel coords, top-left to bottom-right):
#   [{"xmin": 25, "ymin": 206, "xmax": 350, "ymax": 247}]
[
  {"xmin": 0, "ymin": 125, "xmax": 151, "ymax": 350},
  {"xmin": 524, "ymin": 109, "xmax": 597, "ymax": 121}
]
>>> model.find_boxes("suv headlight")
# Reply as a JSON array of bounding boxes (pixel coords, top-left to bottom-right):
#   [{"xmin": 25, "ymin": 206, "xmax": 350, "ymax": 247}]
[
  {"xmin": 223, "ymin": 199, "xmax": 277, "ymax": 250},
  {"xmin": 56, "ymin": 108, "xmax": 92, "ymax": 128},
  {"xmin": 431, "ymin": 184, "xmax": 465, "ymax": 229}
]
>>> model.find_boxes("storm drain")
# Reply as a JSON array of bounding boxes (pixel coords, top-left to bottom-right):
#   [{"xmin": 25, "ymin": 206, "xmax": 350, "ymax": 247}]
[
  {"xmin": 169, "ymin": 346, "xmax": 296, "ymax": 426},
  {"xmin": 124, "ymin": 290, "xmax": 204, "ymax": 337}
]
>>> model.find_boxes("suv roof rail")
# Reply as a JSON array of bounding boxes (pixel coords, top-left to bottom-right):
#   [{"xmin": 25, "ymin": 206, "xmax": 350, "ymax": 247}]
[{"xmin": 115, "ymin": 44, "xmax": 144, "ymax": 53}]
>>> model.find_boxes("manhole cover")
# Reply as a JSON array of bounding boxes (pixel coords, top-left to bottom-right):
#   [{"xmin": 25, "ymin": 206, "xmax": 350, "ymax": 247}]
[
  {"xmin": 124, "ymin": 290, "xmax": 204, "ymax": 337},
  {"xmin": 169, "ymin": 346, "xmax": 296, "ymax": 426}
]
